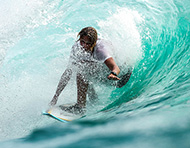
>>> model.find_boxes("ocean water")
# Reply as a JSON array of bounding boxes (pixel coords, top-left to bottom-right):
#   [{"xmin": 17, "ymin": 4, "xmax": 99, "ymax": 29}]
[{"xmin": 0, "ymin": 0, "xmax": 190, "ymax": 147}]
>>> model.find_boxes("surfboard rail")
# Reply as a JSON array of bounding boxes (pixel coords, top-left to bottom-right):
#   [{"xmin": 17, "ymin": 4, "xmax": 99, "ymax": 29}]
[{"xmin": 43, "ymin": 105, "xmax": 83, "ymax": 122}]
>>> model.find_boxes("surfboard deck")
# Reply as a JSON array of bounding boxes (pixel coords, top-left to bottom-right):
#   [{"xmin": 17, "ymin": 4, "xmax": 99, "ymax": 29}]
[{"xmin": 43, "ymin": 104, "xmax": 83, "ymax": 122}]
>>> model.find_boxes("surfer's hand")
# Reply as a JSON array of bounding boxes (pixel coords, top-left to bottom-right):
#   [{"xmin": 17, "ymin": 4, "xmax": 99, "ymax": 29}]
[{"xmin": 107, "ymin": 73, "xmax": 120, "ymax": 80}]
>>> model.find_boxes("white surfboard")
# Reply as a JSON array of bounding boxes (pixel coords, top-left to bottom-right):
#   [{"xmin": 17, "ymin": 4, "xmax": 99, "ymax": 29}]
[{"xmin": 43, "ymin": 104, "xmax": 83, "ymax": 122}]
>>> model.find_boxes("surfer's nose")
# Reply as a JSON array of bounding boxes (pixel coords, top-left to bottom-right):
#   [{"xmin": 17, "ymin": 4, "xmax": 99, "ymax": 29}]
[{"xmin": 80, "ymin": 40, "xmax": 91, "ymax": 49}]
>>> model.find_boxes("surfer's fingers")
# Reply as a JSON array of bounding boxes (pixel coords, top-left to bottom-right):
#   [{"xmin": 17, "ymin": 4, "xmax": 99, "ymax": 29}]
[
  {"xmin": 107, "ymin": 75, "xmax": 120, "ymax": 80},
  {"xmin": 113, "ymin": 76, "xmax": 120, "ymax": 80}
]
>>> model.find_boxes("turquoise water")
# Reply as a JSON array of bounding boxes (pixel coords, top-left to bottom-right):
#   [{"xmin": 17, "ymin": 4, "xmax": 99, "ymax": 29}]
[{"xmin": 0, "ymin": 0, "xmax": 190, "ymax": 147}]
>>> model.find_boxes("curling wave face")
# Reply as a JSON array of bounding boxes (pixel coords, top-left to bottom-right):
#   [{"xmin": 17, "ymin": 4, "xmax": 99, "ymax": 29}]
[{"xmin": 0, "ymin": 0, "xmax": 190, "ymax": 147}]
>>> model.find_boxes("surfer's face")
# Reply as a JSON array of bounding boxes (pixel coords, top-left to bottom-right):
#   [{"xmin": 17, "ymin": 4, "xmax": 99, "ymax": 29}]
[{"xmin": 79, "ymin": 36, "xmax": 93, "ymax": 51}]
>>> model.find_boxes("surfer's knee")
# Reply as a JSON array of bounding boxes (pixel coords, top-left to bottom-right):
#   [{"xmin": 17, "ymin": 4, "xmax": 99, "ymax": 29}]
[{"xmin": 77, "ymin": 73, "xmax": 89, "ymax": 85}]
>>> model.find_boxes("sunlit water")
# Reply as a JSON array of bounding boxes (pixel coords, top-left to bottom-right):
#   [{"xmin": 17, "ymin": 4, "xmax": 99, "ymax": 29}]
[{"xmin": 0, "ymin": 0, "xmax": 190, "ymax": 147}]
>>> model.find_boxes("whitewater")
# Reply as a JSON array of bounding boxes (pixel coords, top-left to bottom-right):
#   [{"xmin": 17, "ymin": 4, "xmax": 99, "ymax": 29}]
[{"xmin": 0, "ymin": 0, "xmax": 190, "ymax": 147}]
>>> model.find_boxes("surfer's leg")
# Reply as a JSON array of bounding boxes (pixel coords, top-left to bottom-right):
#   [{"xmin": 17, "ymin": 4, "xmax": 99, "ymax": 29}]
[
  {"xmin": 59, "ymin": 73, "xmax": 88, "ymax": 115},
  {"xmin": 116, "ymin": 68, "xmax": 132, "ymax": 88},
  {"xmin": 76, "ymin": 73, "xmax": 89, "ymax": 108},
  {"xmin": 87, "ymin": 83, "xmax": 98, "ymax": 104}
]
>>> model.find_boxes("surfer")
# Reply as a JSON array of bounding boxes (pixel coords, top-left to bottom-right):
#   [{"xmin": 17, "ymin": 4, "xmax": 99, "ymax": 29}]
[{"xmin": 49, "ymin": 27, "xmax": 132, "ymax": 114}]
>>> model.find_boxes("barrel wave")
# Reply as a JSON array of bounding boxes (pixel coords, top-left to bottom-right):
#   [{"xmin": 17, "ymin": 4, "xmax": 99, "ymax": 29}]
[{"xmin": 0, "ymin": 0, "xmax": 190, "ymax": 147}]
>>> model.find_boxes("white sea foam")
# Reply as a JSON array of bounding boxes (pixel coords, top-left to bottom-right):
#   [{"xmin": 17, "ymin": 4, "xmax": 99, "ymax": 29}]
[
  {"xmin": 0, "ymin": 2, "xmax": 144, "ymax": 142},
  {"xmin": 98, "ymin": 8, "xmax": 143, "ymax": 68}
]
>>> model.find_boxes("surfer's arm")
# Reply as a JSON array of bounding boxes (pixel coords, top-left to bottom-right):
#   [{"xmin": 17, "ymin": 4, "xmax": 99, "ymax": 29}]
[
  {"xmin": 105, "ymin": 57, "xmax": 120, "ymax": 80},
  {"xmin": 50, "ymin": 68, "xmax": 72, "ymax": 106}
]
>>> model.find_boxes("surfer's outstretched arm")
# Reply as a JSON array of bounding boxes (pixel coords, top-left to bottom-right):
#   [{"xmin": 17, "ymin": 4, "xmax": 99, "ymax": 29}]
[
  {"xmin": 105, "ymin": 57, "xmax": 120, "ymax": 80},
  {"xmin": 50, "ymin": 68, "xmax": 72, "ymax": 106}
]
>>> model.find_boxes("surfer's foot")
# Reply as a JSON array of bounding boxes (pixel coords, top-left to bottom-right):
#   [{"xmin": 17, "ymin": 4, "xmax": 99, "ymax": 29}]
[{"xmin": 59, "ymin": 104, "xmax": 85, "ymax": 115}]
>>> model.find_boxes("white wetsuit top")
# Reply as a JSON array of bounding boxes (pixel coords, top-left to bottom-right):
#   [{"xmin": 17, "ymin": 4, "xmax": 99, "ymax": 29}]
[
  {"xmin": 69, "ymin": 39, "xmax": 113, "ymax": 64},
  {"xmin": 68, "ymin": 39, "xmax": 114, "ymax": 82}
]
